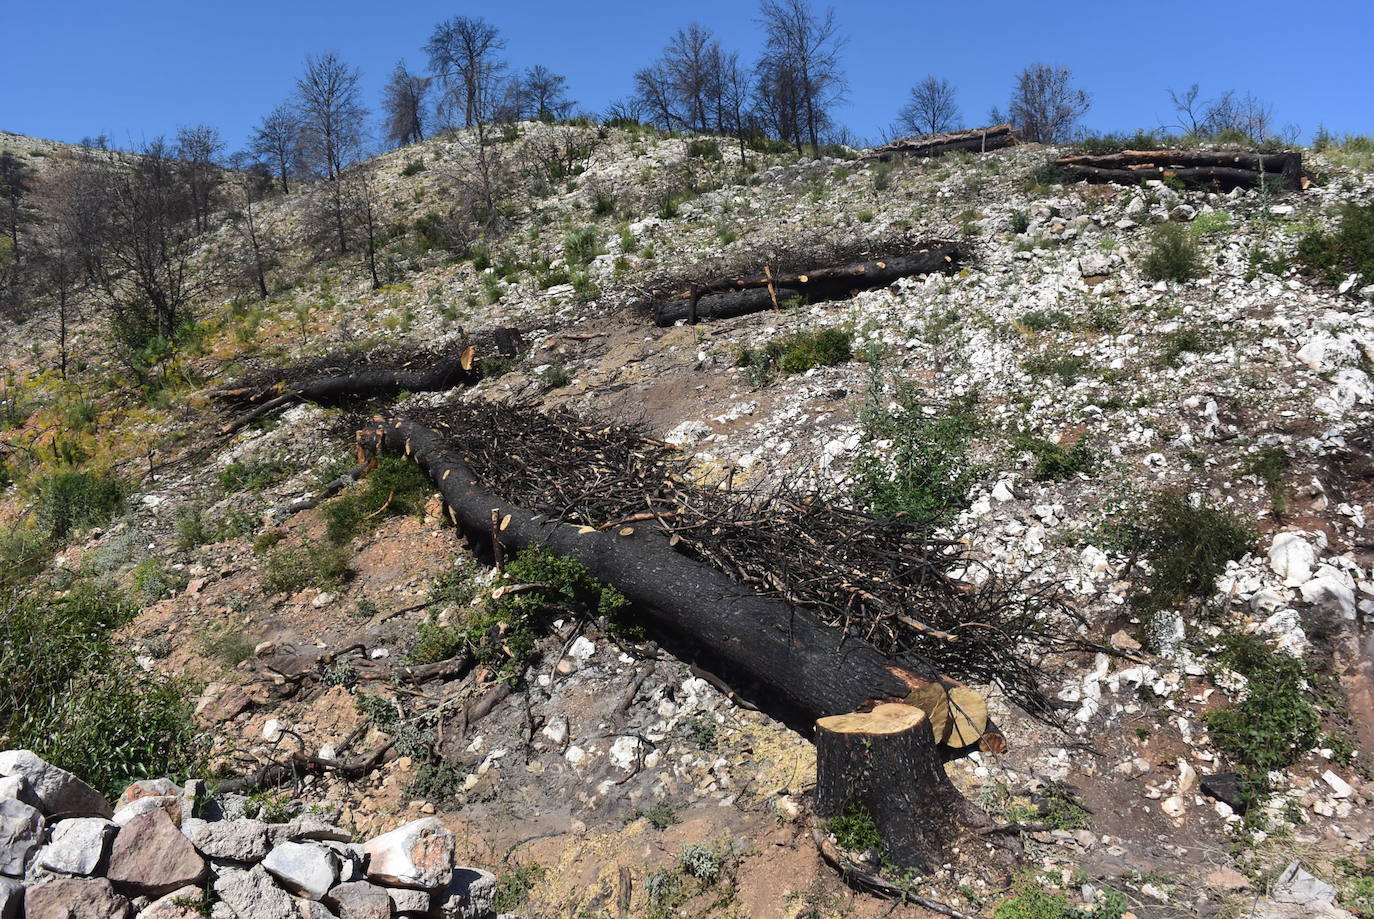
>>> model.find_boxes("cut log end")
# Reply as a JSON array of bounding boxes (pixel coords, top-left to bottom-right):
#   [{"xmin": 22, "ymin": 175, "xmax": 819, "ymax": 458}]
[{"xmin": 817, "ymin": 701, "xmax": 927, "ymax": 737}]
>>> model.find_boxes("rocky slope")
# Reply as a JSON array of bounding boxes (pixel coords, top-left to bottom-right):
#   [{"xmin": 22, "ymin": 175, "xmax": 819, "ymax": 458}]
[{"xmin": 2, "ymin": 122, "xmax": 1374, "ymax": 918}]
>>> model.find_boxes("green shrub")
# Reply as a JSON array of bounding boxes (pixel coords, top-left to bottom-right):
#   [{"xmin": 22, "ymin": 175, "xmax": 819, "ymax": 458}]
[
  {"xmin": 494, "ymin": 864, "xmax": 545, "ymax": 913},
  {"xmin": 852, "ymin": 379, "xmax": 978, "ymax": 524},
  {"xmin": 323, "ymin": 457, "xmax": 432, "ymax": 544},
  {"xmin": 406, "ymin": 758, "xmax": 468, "ymax": 805},
  {"xmin": 400, "ymin": 157, "xmax": 426, "ymax": 176},
  {"xmin": 563, "ymin": 227, "xmax": 601, "ymax": 267},
  {"xmin": 0, "ymin": 585, "xmax": 202, "ymax": 799},
  {"xmin": 34, "ymin": 470, "xmax": 124, "ymax": 542},
  {"xmin": 686, "ymin": 138, "xmax": 721, "ymax": 160},
  {"xmin": 263, "ymin": 544, "xmax": 351, "ymax": 594},
  {"xmin": 734, "ymin": 328, "xmax": 852, "ymax": 383},
  {"xmin": 1018, "ymin": 309, "xmax": 1071, "ymax": 332},
  {"xmin": 200, "ymin": 623, "xmax": 256, "ymax": 667},
  {"xmin": 1023, "ymin": 354, "xmax": 1089, "ymax": 385},
  {"xmin": 1015, "ymin": 435, "xmax": 1094, "ymax": 480},
  {"xmin": 678, "ymin": 845, "xmax": 725, "ymax": 884},
  {"xmin": 1110, "ymin": 492, "xmax": 1251, "ymax": 611},
  {"xmin": 1297, "ymin": 203, "xmax": 1374, "ymax": 285},
  {"xmin": 217, "ymin": 460, "xmax": 290, "ymax": 496},
  {"xmin": 1189, "ymin": 210, "xmax": 1231, "ymax": 237},
  {"xmin": 1243, "ymin": 445, "xmax": 1292, "ymax": 513},
  {"xmin": 1204, "ymin": 635, "xmax": 1322, "ymax": 807},
  {"xmin": 1158, "ymin": 327, "xmax": 1216, "ymax": 366},
  {"xmin": 1141, "ymin": 222, "xmax": 1202, "ymax": 282}
]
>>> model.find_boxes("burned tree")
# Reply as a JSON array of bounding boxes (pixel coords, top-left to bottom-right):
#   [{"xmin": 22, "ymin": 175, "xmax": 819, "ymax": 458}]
[
  {"xmin": 296, "ymin": 52, "xmax": 368, "ymax": 254},
  {"xmin": 175, "ymin": 124, "xmax": 225, "ymax": 233},
  {"xmin": 382, "ymin": 60, "xmax": 430, "ymax": 148},
  {"xmin": 896, "ymin": 76, "xmax": 961, "ymax": 137},
  {"xmin": 251, "ymin": 104, "xmax": 301, "ymax": 194},
  {"xmin": 757, "ymin": 0, "xmax": 847, "ymax": 154},
  {"xmin": 1006, "ymin": 63, "xmax": 1090, "ymax": 144}
]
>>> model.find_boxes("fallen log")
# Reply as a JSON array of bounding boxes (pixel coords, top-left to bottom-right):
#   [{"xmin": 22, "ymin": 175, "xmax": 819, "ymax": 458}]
[
  {"xmin": 218, "ymin": 346, "xmax": 480, "ymax": 434},
  {"xmin": 866, "ymin": 124, "xmax": 1017, "ymax": 162},
  {"xmin": 355, "ymin": 417, "xmax": 1003, "ymax": 750},
  {"xmin": 650, "ymin": 244, "xmax": 961, "ymax": 326},
  {"xmin": 1054, "ymin": 149, "xmax": 1303, "ymax": 191}
]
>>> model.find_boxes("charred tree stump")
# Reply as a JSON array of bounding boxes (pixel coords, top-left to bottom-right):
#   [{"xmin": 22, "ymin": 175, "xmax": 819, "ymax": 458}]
[
  {"xmin": 815, "ymin": 703, "xmax": 993, "ymax": 873},
  {"xmin": 866, "ymin": 124, "xmax": 1018, "ymax": 162},
  {"xmin": 649, "ymin": 244, "xmax": 961, "ymax": 326},
  {"xmin": 354, "ymin": 417, "xmax": 1005, "ymax": 751}
]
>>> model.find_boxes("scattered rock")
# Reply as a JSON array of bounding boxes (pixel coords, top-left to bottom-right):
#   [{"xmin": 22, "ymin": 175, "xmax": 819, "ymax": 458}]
[
  {"xmin": 262, "ymin": 841, "xmax": 339, "ymax": 900},
  {"xmin": 387, "ymin": 886, "xmax": 431, "ymax": 913},
  {"xmin": 0, "ymin": 751, "xmax": 111, "ymax": 818},
  {"xmin": 433, "ymin": 867, "xmax": 497, "ymax": 919},
  {"xmin": 0, "ymin": 776, "xmax": 41, "ymax": 811},
  {"xmin": 23, "ymin": 876, "xmax": 131, "ymax": 919},
  {"xmin": 105, "ymin": 809, "xmax": 206, "ymax": 897},
  {"xmin": 181, "ymin": 817, "xmax": 271, "ymax": 862},
  {"xmin": 1271, "ymin": 861, "xmax": 1336, "ymax": 906},
  {"xmin": 0, "ymin": 798, "xmax": 43, "ymax": 876},
  {"xmin": 325, "ymin": 880, "xmax": 392, "ymax": 919},
  {"xmin": 361, "ymin": 818, "xmax": 454, "ymax": 890},
  {"xmin": 111, "ymin": 796, "xmax": 180, "ymax": 827},
  {"xmin": 38, "ymin": 817, "xmax": 117, "ymax": 876},
  {"xmin": 213, "ymin": 865, "xmax": 297, "ymax": 919},
  {"xmin": 1200, "ymin": 773, "xmax": 1248, "ymax": 813}
]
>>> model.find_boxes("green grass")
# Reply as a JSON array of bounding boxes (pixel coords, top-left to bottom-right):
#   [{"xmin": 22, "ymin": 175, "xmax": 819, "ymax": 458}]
[
  {"xmin": 494, "ymin": 864, "xmax": 545, "ymax": 913},
  {"xmin": 852, "ymin": 376, "xmax": 978, "ymax": 525},
  {"xmin": 826, "ymin": 804, "xmax": 884, "ymax": 854},
  {"xmin": 323, "ymin": 456, "xmax": 433, "ymax": 544},
  {"xmin": 1243, "ymin": 445, "xmax": 1292, "ymax": 513},
  {"xmin": 1023, "ymin": 354, "xmax": 1090, "ymax": 385},
  {"xmin": 1158, "ymin": 327, "xmax": 1217, "ymax": 366},
  {"xmin": 563, "ymin": 227, "xmax": 601, "ymax": 267},
  {"xmin": 0, "ymin": 584, "xmax": 203, "ymax": 799},
  {"xmin": 1015, "ymin": 435, "xmax": 1095, "ymax": 481},
  {"xmin": 217, "ymin": 459, "xmax": 291, "ymax": 496},
  {"xmin": 1142, "ymin": 222, "xmax": 1202, "ymax": 282}
]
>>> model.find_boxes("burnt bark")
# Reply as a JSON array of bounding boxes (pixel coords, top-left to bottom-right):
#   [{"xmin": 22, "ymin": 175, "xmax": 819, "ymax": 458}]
[
  {"xmin": 1055, "ymin": 149, "xmax": 1302, "ymax": 191},
  {"xmin": 814, "ymin": 703, "xmax": 992, "ymax": 872},
  {"xmin": 355, "ymin": 418, "xmax": 1004, "ymax": 744},
  {"xmin": 650, "ymin": 244, "xmax": 961, "ymax": 326},
  {"xmin": 866, "ymin": 124, "xmax": 1017, "ymax": 162}
]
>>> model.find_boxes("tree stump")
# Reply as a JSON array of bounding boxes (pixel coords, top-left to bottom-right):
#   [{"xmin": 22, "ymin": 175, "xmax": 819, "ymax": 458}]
[{"xmin": 815, "ymin": 703, "xmax": 989, "ymax": 872}]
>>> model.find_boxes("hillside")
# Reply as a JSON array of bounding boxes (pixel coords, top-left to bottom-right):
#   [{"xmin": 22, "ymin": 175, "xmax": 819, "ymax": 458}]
[{"xmin": 2, "ymin": 121, "xmax": 1374, "ymax": 919}]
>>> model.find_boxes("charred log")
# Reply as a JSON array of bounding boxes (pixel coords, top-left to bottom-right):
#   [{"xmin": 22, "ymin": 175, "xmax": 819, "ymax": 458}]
[
  {"xmin": 1054, "ymin": 149, "xmax": 1303, "ymax": 191},
  {"xmin": 866, "ymin": 124, "xmax": 1017, "ymax": 162},
  {"xmin": 649, "ymin": 244, "xmax": 961, "ymax": 326},
  {"xmin": 355, "ymin": 417, "xmax": 1004, "ymax": 750}
]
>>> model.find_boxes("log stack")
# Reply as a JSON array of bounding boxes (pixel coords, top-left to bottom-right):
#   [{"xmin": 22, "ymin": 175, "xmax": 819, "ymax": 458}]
[
  {"xmin": 865, "ymin": 124, "xmax": 1018, "ymax": 162},
  {"xmin": 1054, "ymin": 149, "xmax": 1304, "ymax": 191}
]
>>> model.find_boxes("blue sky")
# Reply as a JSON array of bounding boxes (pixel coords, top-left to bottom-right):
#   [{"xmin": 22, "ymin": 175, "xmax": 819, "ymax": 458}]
[{"xmin": 4, "ymin": 0, "xmax": 1371, "ymax": 152}]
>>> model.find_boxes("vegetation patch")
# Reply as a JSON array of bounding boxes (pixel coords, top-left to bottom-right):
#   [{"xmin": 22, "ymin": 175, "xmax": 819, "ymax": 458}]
[
  {"xmin": 263, "ymin": 543, "xmax": 351, "ymax": 594},
  {"xmin": 1296, "ymin": 202, "xmax": 1374, "ymax": 286},
  {"xmin": 323, "ymin": 456, "xmax": 433, "ymax": 544},
  {"xmin": 826, "ymin": 803, "xmax": 884, "ymax": 855},
  {"xmin": 0, "ymin": 585, "xmax": 202, "ymax": 799},
  {"xmin": 34, "ymin": 470, "xmax": 124, "ymax": 542},
  {"xmin": 1204, "ymin": 634, "xmax": 1322, "ymax": 806},
  {"xmin": 1109, "ymin": 492, "xmax": 1251, "ymax": 611},
  {"xmin": 734, "ymin": 327, "xmax": 852, "ymax": 384},
  {"xmin": 1142, "ymin": 221, "xmax": 1202, "ymax": 282},
  {"xmin": 1015, "ymin": 435, "xmax": 1095, "ymax": 480}
]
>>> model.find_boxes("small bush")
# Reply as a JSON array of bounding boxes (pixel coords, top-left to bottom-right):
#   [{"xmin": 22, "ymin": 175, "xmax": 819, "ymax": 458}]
[
  {"xmin": 1142, "ymin": 222, "xmax": 1202, "ymax": 282},
  {"xmin": 1296, "ymin": 202, "xmax": 1374, "ymax": 286},
  {"xmin": 323, "ymin": 457, "xmax": 432, "ymax": 544},
  {"xmin": 686, "ymin": 138, "xmax": 722, "ymax": 160},
  {"xmin": 406, "ymin": 758, "xmax": 467, "ymax": 805},
  {"xmin": 1015, "ymin": 435, "xmax": 1094, "ymax": 480},
  {"xmin": 1204, "ymin": 635, "xmax": 1322, "ymax": 807},
  {"xmin": 1244, "ymin": 445, "xmax": 1291, "ymax": 513},
  {"xmin": 263, "ymin": 544, "xmax": 351, "ymax": 594},
  {"xmin": 1023, "ymin": 354, "xmax": 1089, "ymax": 385},
  {"xmin": 1110, "ymin": 492, "xmax": 1251, "ymax": 611},
  {"xmin": 563, "ymin": 227, "xmax": 601, "ymax": 267},
  {"xmin": 201, "ymin": 624, "xmax": 256, "ymax": 667},
  {"xmin": 852, "ymin": 379, "xmax": 978, "ymax": 524},
  {"xmin": 217, "ymin": 460, "xmax": 290, "ymax": 496},
  {"xmin": 0, "ymin": 585, "xmax": 202, "ymax": 799},
  {"xmin": 1018, "ymin": 309, "xmax": 1071, "ymax": 332},
  {"xmin": 1158, "ymin": 327, "xmax": 1216, "ymax": 366},
  {"xmin": 34, "ymin": 470, "xmax": 124, "ymax": 542},
  {"xmin": 678, "ymin": 845, "xmax": 725, "ymax": 884},
  {"xmin": 400, "ymin": 157, "xmax": 426, "ymax": 176},
  {"xmin": 735, "ymin": 328, "xmax": 852, "ymax": 384},
  {"xmin": 826, "ymin": 804, "xmax": 884, "ymax": 854},
  {"xmin": 494, "ymin": 864, "xmax": 545, "ymax": 913}
]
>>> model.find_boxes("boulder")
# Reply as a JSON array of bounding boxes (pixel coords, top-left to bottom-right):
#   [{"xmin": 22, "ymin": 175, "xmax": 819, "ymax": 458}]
[
  {"xmin": 0, "ymin": 798, "xmax": 43, "ymax": 877},
  {"xmin": 270, "ymin": 814, "xmax": 353, "ymax": 845},
  {"xmin": 106, "ymin": 809, "xmax": 206, "ymax": 897},
  {"xmin": 0, "ymin": 776, "xmax": 41, "ymax": 810},
  {"xmin": 213, "ymin": 865, "xmax": 297, "ymax": 919},
  {"xmin": 388, "ymin": 886, "xmax": 431, "ymax": 914},
  {"xmin": 262, "ymin": 841, "xmax": 339, "ymax": 900},
  {"xmin": 115, "ymin": 779, "xmax": 181, "ymax": 810},
  {"xmin": 37, "ymin": 817, "xmax": 117, "ymax": 876},
  {"xmin": 112, "ymin": 795, "xmax": 180, "ymax": 827},
  {"xmin": 23, "ymin": 877, "xmax": 132, "ymax": 918},
  {"xmin": 1272, "ymin": 861, "xmax": 1337, "ymax": 906},
  {"xmin": 296, "ymin": 899, "xmax": 339, "ymax": 919},
  {"xmin": 324, "ymin": 881, "xmax": 391, "ymax": 919},
  {"xmin": 0, "ymin": 751, "xmax": 111, "ymax": 818},
  {"xmin": 181, "ymin": 817, "xmax": 271, "ymax": 862},
  {"xmin": 0, "ymin": 877, "xmax": 22, "ymax": 919},
  {"xmin": 140, "ymin": 885, "xmax": 205, "ymax": 919},
  {"xmin": 1200, "ymin": 772, "xmax": 1249, "ymax": 813},
  {"xmin": 324, "ymin": 843, "xmax": 367, "ymax": 883},
  {"xmin": 433, "ymin": 867, "xmax": 498, "ymax": 919},
  {"xmin": 361, "ymin": 818, "xmax": 454, "ymax": 890}
]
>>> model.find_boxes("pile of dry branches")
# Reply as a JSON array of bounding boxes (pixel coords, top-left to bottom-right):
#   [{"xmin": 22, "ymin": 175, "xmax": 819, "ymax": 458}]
[{"xmin": 389, "ymin": 401, "xmax": 1077, "ymax": 720}]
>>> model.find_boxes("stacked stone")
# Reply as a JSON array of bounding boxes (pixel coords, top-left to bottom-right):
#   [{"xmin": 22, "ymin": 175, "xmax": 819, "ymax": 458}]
[{"xmin": 0, "ymin": 750, "xmax": 502, "ymax": 919}]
